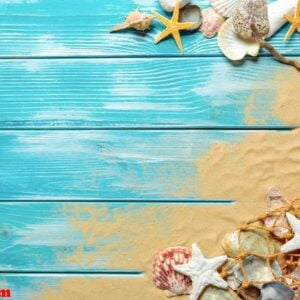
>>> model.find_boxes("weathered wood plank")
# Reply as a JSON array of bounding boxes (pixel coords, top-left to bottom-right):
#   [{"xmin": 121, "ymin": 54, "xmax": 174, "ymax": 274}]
[
  {"xmin": 0, "ymin": 201, "xmax": 266, "ymax": 272},
  {"xmin": 0, "ymin": 57, "xmax": 296, "ymax": 128},
  {"xmin": 0, "ymin": 129, "xmax": 247, "ymax": 200},
  {"xmin": 0, "ymin": 0, "xmax": 298, "ymax": 57}
]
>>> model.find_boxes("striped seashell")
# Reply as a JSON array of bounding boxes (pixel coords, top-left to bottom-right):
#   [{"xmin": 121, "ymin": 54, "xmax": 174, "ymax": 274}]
[
  {"xmin": 152, "ymin": 246, "xmax": 192, "ymax": 296},
  {"xmin": 209, "ymin": 0, "xmax": 240, "ymax": 18}
]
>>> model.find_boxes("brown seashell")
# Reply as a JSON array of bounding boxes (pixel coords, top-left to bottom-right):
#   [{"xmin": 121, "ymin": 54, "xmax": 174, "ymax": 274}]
[
  {"xmin": 110, "ymin": 9, "xmax": 154, "ymax": 32},
  {"xmin": 179, "ymin": 5, "xmax": 202, "ymax": 31},
  {"xmin": 238, "ymin": 285, "xmax": 261, "ymax": 300},
  {"xmin": 152, "ymin": 246, "xmax": 192, "ymax": 296},
  {"xmin": 232, "ymin": 0, "xmax": 270, "ymax": 40},
  {"xmin": 200, "ymin": 8, "xmax": 224, "ymax": 38}
]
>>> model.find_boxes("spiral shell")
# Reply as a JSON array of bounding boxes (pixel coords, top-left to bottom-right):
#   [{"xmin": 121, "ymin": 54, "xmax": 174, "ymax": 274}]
[{"xmin": 152, "ymin": 246, "xmax": 192, "ymax": 296}]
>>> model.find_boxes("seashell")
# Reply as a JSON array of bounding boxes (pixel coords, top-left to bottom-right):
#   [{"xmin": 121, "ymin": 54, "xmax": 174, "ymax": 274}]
[
  {"xmin": 200, "ymin": 8, "xmax": 224, "ymax": 38},
  {"xmin": 222, "ymin": 230, "xmax": 279, "ymax": 258},
  {"xmin": 159, "ymin": 0, "xmax": 190, "ymax": 13},
  {"xmin": 179, "ymin": 5, "xmax": 202, "ymax": 31},
  {"xmin": 238, "ymin": 286, "xmax": 261, "ymax": 300},
  {"xmin": 152, "ymin": 246, "xmax": 192, "ymax": 296},
  {"xmin": 286, "ymin": 267, "xmax": 300, "ymax": 296},
  {"xmin": 218, "ymin": 0, "xmax": 297, "ymax": 61},
  {"xmin": 110, "ymin": 9, "xmax": 154, "ymax": 32},
  {"xmin": 232, "ymin": 0, "xmax": 269, "ymax": 40},
  {"xmin": 260, "ymin": 282, "xmax": 295, "ymax": 300},
  {"xmin": 218, "ymin": 18, "xmax": 260, "ymax": 60},
  {"xmin": 199, "ymin": 286, "xmax": 240, "ymax": 300},
  {"xmin": 209, "ymin": 0, "xmax": 240, "ymax": 18},
  {"xmin": 242, "ymin": 256, "xmax": 281, "ymax": 288},
  {"xmin": 264, "ymin": 187, "xmax": 291, "ymax": 238}
]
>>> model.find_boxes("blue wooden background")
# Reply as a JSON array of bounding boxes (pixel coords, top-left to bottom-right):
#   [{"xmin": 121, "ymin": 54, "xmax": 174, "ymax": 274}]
[{"xmin": 0, "ymin": 0, "xmax": 299, "ymax": 299}]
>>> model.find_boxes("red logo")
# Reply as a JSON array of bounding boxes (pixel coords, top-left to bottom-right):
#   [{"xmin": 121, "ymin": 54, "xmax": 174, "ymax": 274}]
[{"xmin": 0, "ymin": 290, "xmax": 11, "ymax": 298}]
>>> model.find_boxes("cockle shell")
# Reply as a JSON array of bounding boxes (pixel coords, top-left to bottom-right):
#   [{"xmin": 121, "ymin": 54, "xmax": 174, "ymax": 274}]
[
  {"xmin": 209, "ymin": 0, "xmax": 240, "ymax": 18},
  {"xmin": 152, "ymin": 246, "xmax": 192, "ymax": 296},
  {"xmin": 264, "ymin": 187, "xmax": 291, "ymax": 238},
  {"xmin": 110, "ymin": 9, "xmax": 154, "ymax": 32},
  {"xmin": 159, "ymin": 0, "xmax": 190, "ymax": 12},
  {"xmin": 232, "ymin": 0, "xmax": 269, "ymax": 40},
  {"xmin": 179, "ymin": 5, "xmax": 202, "ymax": 31},
  {"xmin": 218, "ymin": 0, "xmax": 297, "ymax": 60},
  {"xmin": 260, "ymin": 282, "xmax": 295, "ymax": 300},
  {"xmin": 200, "ymin": 8, "xmax": 224, "ymax": 38}
]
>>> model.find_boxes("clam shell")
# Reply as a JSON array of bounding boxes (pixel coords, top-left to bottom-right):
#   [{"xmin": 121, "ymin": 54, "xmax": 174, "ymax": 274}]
[
  {"xmin": 260, "ymin": 282, "xmax": 295, "ymax": 300},
  {"xmin": 152, "ymin": 246, "xmax": 192, "ymax": 296},
  {"xmin": 179, "ymin": 5, "xmax": 202, "ymax": 31},
  {"xmin": 222, "ymin": 230, "xmax": 279, "ymax": 258},
  {"xmin": 200, "ymin": 8, "xmax": 224, "ymax": 38},
  {"xmin": 200, "ymin": 286, "xmax": 240, "ymax": 300},
  {"xmin": 218, "ymin": 18, "xmax": 260, "ymax": 61},
  {"xmin": 209, "ymin": 0, "xmax": 240, "ymax": 18},
  {"xmin": 159, "ymin": 0, "xmax": 190, "ymax": 12},
  {"xmin": 232, "ymin": 0, "xmax": 269, "ymax": 40}
]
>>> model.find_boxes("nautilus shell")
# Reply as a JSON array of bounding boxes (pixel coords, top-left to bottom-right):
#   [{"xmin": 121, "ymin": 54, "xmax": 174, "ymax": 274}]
[{"xmin": 152, "ymin": 246, "xmax": 192, "ymax": 296}]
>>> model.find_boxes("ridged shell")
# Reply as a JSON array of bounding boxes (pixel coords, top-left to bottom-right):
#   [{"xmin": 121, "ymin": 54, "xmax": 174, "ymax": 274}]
[
  {"xmin": 232, "ymin": 0, "xmax": 269, "ymax": 40},
  {"xmin": 260, "ymin": 282, "xmax": 295, "ymax": 300},
  {"xmin": 218, "ymin": 18, "xmax": 260, "ymax": 61},
  {"xmin": 179, "ymin": 5, "xmax": 202, "ymax": 31},
  {"xmin": 152, "ymin": 246, "xmax": 192, "ymax": 296},
  {"xmin": 159, "ymin": 0, "xmax": 190, "ymax": 12},
  {"xmin": 200, "ymin": 8, "xmax": 224, "ymax": 38},
  {"xmin": 209, "ymin": 0, "xmax": 240, "ymax": 18}
]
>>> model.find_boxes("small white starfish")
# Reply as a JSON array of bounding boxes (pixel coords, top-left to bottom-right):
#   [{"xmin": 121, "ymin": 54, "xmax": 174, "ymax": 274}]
[
  {"xmin": 174, "ymin": 243, "xmax": 228, "ymax": 300},
  {"xmin": 282, "ymin": 213, "xmax": 300, "ymax": 253}
]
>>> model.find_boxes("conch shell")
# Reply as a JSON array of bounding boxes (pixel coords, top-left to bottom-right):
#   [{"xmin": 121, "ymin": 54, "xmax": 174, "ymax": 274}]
[
  {"xmin": 218, "ymin": 0, "xmax": 297, "ymax": 60},
  {"xmin": 232, "ymin": 0, "xmax": 269, "ymax": 40},
  {"xmin": 110, "ymin": 9, "xmax": 154, "ymax": 32}
]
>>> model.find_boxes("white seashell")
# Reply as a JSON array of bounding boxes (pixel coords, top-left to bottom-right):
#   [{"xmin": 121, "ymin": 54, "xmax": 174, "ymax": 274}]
[
  {"xmin": 218, "ymin": 18, "xmax": 260, "ymax": 60},
  {"xmin": 218, "ymin": 0, "xmax": 297, "ymax": 61},
  {"xmin": 179, "ymin": 5, "xmax": 202, "ymax": 31},
  {"xmin": 152, "ymin": 246, "xmax": 192, "ymax": 296},
  {"xmin": 159, "ymin": 0, "xmax": 190, "ymax": 12},
  {"xmin": 260, "ymin": 282, "xmax": 295, "ymax": 300},
  {"xmin": 200, "ymin": 8, "xmax": 224, "ymax": 38},
  {"xmin": 209, "ymin": 0, "xmax": 240, "ymax": 18}
]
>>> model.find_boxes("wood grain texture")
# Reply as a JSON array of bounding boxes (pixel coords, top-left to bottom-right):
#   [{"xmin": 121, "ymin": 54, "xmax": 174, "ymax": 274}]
[
  {"xmin": 0, "ymin": 0, "xmax": 298, "ymax": 57},
  {"xmin": 0, "ymin": 129, "xmax": 247, "ymax": 200},
  {"xmin": 0, "ymin": 57, "xmax": 295, "ymax": 128}
]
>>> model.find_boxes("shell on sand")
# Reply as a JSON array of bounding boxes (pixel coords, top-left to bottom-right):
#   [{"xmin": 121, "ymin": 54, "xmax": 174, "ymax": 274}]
[
  {"xmin": 152, "ymin": 246, "xmax": 192, "ymax": 296},
  {"xmin": 200, "ymin": 8, "xmax": 224, "ymax": 38}
]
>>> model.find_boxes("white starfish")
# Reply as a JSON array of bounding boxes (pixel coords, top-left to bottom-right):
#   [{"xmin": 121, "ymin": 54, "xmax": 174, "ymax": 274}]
[
  {"xmin": 174, "ymin": 243, "xmax": 228, "ymax": 300},
  {"xmin": 281, "ymin": 213, "xmax": 300, "ymax": 253}
]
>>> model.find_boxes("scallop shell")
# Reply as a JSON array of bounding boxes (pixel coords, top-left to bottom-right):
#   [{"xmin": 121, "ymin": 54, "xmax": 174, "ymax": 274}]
[
  {"xmin": 264, "ymin": 187, "xmax": 291, "ymax": 238},
  {"xmin": 260, "ymin": 282, "xmax": 295, "ymax": 300},
  {"xmin": 152, "ymin": 246, "xmax": 192, "ymax": 296},
  {"xmin": 200, "ymin": 8, "xmax": 224, "ymax": 38},
  {"xmin": 159, "ymin": 0, "xmax": 190, "ymax": 12},
  {"xmin": 218, "ymin": 0, "xmax": 297, "ymax": 61},
  {"xmin": 110, "ymin": 9, "xmax": 154, "ymax": 32},
  {"xmin": 232, "ymin": 0, "xmax": 269, "ymax": 40},
  {"xmin": 222, "ymin": 230, "xmax": 279, "ymax": 258},
  {"xmin": 218, "ymin": 17, "xmax": 260, "ymax": 61},
  {"xmin": 179, "ymin": 5, "xmax": 202, "ymax": 31},
  {"xmin": 209, "ymin": 0, "xmax": 240, "ymax": 18}
]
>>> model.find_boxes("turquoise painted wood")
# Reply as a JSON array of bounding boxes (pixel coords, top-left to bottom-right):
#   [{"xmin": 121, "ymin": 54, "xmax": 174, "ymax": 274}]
[
  {"xmin": 0, "ymin": 202, "xmax": 237, "ymax": 271},
  {"xmin": 0, "ymin": 130, "xmax": 248, "ymax": 201},
  {"xmin": 0, "ymin": 0, "xmax": 298, "ymax": 57},
  {"xmin": 0, "ymin": 57, "xmax": 295, "ymax": 129}
]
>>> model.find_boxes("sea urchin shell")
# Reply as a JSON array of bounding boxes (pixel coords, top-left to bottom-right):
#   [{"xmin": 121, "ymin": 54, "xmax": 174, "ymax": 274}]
[{"xmin": 152, "ymin": 246, "xmax": 192, "ymax": 296}]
